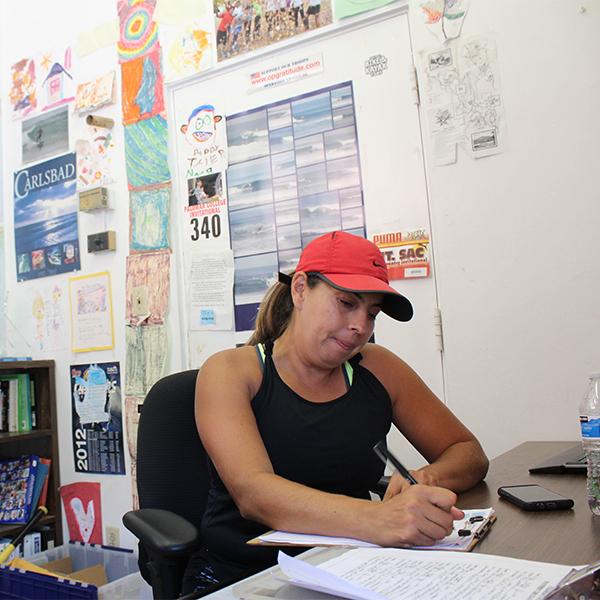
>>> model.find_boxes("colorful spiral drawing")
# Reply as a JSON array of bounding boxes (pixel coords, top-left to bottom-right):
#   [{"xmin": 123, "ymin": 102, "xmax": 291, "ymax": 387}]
[{"xmin": 118, "ymin": 0, "xmax": 159, "ymax": 62}]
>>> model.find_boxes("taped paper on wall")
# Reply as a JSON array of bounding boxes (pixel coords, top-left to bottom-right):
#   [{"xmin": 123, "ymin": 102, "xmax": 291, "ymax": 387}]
[
  {"xmin": 126, "ymin": 250, "xmax": 170, "ymax": 325},
  {"xmin": 420, "ymin": 36, "xmax": 504, "ymax": 165}
]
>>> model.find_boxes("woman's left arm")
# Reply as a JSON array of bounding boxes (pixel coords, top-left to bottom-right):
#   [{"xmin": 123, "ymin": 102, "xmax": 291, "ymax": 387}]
[{"xmin": 362, "ymin": 344, "xmax": 489, "ymax": 493}]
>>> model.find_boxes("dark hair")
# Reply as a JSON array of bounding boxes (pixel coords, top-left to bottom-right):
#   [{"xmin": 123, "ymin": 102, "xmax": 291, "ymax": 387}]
[{"xmin": 247, "ymin": 274, "xmax": 319, "ymax": 346}]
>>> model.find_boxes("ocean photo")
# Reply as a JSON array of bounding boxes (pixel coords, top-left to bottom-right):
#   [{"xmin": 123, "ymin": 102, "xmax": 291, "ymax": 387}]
[
  {"xmin": 227, "ymin": 109, "xmax": 269, "ymax": 165},
  {"xmin": 278, "ymin": 248, "xmax": 302, "ymax": 274},
  {"xmin": 300, "ymin": 191, "xmax": 341, "ymax": 245},
  {"xmin": 234, "ymin": 252, "xmax": 279, "ymax": 305},
  {"xmin": 268, "ymin": 104, "xmax": 292, "ymax": 130},
  {"xmin": 269, "ymin": 126, "xmax": 294, "ymax": 154},
  {"xmin": 333, "ymin": 105, "xmax": 355, "ymax": 129},
  {"xmin": 331, "ymin": 85, "xmax": 353, "ymax": 109},
  {"xmin": 275, "ymin": 198, "xmax": 300, "ymax": 227},
  {"xmin": 339, "ymin": 187, "xmax": 363, "ymax": 209},
  {"xmin": 230, "ymin": 204, "xmax": 277, "ymax": 258},
  {"xmin": 326, "ymin": 156, "xmax": 361, "ymax": 190},
  {"xmin": 227, "ymin": 156, "xmax": 273, "ymax": 211},
  {"xmin": 324, "ymin": 126, "xmax": 358, "ymax": 161},
  {"xmin": 273, "ymin": 175, "xmax": 298, "ymax": 202},
  {"xmin": 297, "ymin": 162, "xmax": 327, "ymax": 196},
  {"xmin": 341, "ymin": 206, "xmax": 365, "ymax": 230},
  {"xmin": 277, "ymin": 223, "xmax": 301, "ymax": 251},
  {"xmin": 22, "ymin": 107, "xmax": 69, "ymax": 165},
  {"xmin": 14, "ymin": 211, "xmax": 78, "ymax": 254},
  {"xmin": 295, "ymin": 133, "xmax": 325, "ymax": 168},
  {"xmin": 292, "ymin": 92, "xmax": 333, "ymax": 139},
  {"xmin": 271, "ymin": 151, "xmax": 296, "ymax": 178}
]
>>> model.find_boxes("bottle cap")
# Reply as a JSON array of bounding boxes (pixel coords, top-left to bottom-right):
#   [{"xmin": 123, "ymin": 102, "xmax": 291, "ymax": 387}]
[{"xmin": 589, "ymin": 372, "xmax": 600, "ymax": 380}]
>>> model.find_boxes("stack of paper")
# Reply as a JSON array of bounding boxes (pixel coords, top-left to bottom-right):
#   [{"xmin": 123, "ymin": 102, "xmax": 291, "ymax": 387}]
[
  {"xmin": 257, "ymin": 508, "xmax": 495, "ymax": 551},
  {"xmin": 278, "ymin": 548, "xmax": 573, "ymax": 600}
]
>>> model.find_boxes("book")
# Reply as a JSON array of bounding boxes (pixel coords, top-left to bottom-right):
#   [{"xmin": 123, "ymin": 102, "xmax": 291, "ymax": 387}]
[
  {"xmin": 0, "ymin": 380, "xmax": 8, "ymax": 432},
  {"xmin": 277, "ymin": 548, "xmax": 575, "ymax": 600},
  {"xmin": 0, "ymin": 455, "xmax": 40, "ymax": 524},
  {"xmin": 30, "ymin": 379, "xmax": 36, "ymax": 429},
  {"xmin": 0, "ymin": 375, "xmax": 32, "ymax": 432},
  {"xmin": 38, "ymin": 458, "xmax": 51, "ymax": 508},
  {"xmin": 30, "ymin": 461, "xmax": 50, "ymax": 511},
  {"xmin": 251, "ymin": 508, "xmax": 496, "ymax": 553}
]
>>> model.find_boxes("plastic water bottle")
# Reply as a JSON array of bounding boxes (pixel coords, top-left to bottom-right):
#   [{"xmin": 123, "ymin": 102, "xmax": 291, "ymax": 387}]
[{"xmin": 579, "ymin": 372, "xmax": 600, "ymax": 515}]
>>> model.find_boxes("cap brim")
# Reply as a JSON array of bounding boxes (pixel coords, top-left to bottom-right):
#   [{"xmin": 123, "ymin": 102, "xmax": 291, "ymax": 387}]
[{"xmin": 314, "ymin": 273, "xmax": 413, "ymax": 322}]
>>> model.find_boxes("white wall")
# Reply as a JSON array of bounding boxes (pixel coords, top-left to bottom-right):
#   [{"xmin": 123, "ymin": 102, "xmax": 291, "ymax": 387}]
[{"xmin": 409, "ymin": 0, "xmax": 600, "ymax": 458}]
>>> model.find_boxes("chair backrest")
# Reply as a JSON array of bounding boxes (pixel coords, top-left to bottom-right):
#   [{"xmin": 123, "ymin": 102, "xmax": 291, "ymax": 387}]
[{"xmin": 136, "ymin": 369, "xmax": 209, "ymax": 530}]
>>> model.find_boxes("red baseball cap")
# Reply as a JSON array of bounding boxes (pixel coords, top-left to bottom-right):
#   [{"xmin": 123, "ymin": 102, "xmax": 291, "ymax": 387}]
[{"xmin": 289, "ymin": 231, "xmax": 413, "ymax": 322}]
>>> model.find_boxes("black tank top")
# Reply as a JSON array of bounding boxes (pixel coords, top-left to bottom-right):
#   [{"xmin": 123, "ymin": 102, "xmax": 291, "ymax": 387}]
[{"xmin": 200, "ymin": 341, "xmax": 392, "ymax": 578}]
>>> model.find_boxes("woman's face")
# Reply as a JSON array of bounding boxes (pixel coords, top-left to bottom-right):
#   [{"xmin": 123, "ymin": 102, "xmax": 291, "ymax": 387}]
[{"xmin": 293, "ymin": 276, "xmax": 383, "ymax": 366}]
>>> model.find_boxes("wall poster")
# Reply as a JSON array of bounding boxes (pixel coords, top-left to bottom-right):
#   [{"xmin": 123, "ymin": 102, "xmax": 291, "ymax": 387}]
[
  {"xmin": 13, "ymin": 152, "xmax": 80, "ymax": 281},
  {"xmin": 226, "ymin": 81, "xmax": 366, "ymax": 331},
  {"xmin": 70, "ymin": 362, "xmax": 125, "ymax": 475},
  {"xmin": 69, "ymin": 271, "xmax": 115, "ymax": 352}
]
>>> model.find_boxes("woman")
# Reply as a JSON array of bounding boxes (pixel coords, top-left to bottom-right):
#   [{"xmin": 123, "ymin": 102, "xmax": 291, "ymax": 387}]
[{"xmin": 183, "ymin": 231, "xmax": 488, "ymax": 592}]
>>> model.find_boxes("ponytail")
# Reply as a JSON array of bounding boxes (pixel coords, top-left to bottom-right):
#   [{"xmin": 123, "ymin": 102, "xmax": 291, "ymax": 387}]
[{"xmin": 247, "ymin": 274, "xmax": 319, "ymax": 346}]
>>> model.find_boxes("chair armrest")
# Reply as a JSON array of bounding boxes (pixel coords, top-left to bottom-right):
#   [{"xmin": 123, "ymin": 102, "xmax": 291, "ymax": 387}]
[
  {"xmin": 370, "ymin": 475, "xmax": 390, "ymax": 499},
  {"xmin": 123, "ymin": 508, "xmax": 201, "ymax": 556}
]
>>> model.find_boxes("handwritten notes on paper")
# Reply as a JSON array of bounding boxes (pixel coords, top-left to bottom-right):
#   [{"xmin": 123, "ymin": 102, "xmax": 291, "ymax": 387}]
[{"xmin": 278, "ymin": 548, "xmax": 573, "ymax": 600}]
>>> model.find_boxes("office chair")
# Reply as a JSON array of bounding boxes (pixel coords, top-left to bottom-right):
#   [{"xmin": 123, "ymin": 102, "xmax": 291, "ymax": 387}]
[
  {"xmin": 123, "ymin": 369, "xmax": 209, "ymax": 599},
  {"xmin": 123, "ymin": 369, "xmax": 390, "ymax": 599}
]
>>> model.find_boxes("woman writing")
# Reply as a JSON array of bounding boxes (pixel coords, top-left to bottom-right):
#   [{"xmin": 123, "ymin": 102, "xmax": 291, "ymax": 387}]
[{"xmin": 184, "ymin": 230, "xmax": 488, "ymax": 592}]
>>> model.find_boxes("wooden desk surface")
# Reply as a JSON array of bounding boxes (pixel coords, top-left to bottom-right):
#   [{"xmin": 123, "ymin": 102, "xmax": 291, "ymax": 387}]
[{"xmin": 458, "ymin": 440, "xmax": 600, "ymax": 565}]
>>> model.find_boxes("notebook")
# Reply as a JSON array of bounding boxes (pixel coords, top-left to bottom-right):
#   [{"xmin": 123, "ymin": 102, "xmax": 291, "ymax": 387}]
[{"xmin": 528, "ymin": 443, "xmax": 587, "ymax": 474}]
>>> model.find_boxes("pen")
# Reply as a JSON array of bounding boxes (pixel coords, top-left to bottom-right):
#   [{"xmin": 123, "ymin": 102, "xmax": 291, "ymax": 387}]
[{"xmin": 373, "ymin": 441, "xmax": 418, "ymax": 485}]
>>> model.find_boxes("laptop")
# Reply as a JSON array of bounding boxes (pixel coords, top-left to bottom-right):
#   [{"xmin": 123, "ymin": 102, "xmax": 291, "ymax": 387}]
[{"xmin": 528, "ymin": 442, "xmax": 587, "ymax": 474}]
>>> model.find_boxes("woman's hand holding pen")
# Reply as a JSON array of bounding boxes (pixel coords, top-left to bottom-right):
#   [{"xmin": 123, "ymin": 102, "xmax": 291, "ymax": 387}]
[{"xmin": 365, "ymin": 484, "xmax": 463, "ymax": 547}]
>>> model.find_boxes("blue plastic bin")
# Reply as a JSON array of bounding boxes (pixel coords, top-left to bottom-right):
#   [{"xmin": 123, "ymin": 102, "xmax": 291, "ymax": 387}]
[{"xmin": 0, "ymin": 541, "xmax": 150, "ymax": 599}]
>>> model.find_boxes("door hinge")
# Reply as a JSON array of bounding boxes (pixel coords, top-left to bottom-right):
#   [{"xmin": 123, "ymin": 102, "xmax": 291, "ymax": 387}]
[
  {"xmin": 433, "ymin": 307, "xmax": 444, "ymax": 353},
  {"xmin": 410, "ymin": 65, "xmax": 421, "ymax": 106}
]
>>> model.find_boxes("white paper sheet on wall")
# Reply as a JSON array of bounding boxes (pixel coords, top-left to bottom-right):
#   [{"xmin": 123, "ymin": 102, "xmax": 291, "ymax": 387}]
[{"xmin": 420, "ymin": 35, "xmax": 505, "ymax": 165}]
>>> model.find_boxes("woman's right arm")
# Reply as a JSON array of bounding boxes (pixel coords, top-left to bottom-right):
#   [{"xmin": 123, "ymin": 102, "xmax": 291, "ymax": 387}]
[{"xmin": 195, "ymin": 348, "xmax": 460, "ymax": 547}]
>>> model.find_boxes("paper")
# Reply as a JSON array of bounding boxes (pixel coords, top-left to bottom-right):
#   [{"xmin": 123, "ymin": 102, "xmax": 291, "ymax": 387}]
[
  {"xmin": 75, "ymin": 20, "xmax": 119, "ymax": 58},
  {"xmin": 225, "ymin": 81, "xmax": 366, "ymax": 333},
  {"xmin": 70, "ymin": 362, "xmax": 125, "ymax": 475},
  {"xmin": 121, "ymin": 48, "xmax": 165, "ymax": 125},
  {"xmin": 420, "ymin": 36, "xmax": 504, "ymax": 164},
  {"xmin": 189, "ymin": 250, "xmax": 234, "ymax": 330},
  {"xmin": 14, "ymin": 153, "xmax": 81, "ymax": 281},
  {"xmin": 154, "ymin": 0, "xmax": 208, "ymax": 25},
  {"xmin": 74, "ymin": 71, "xmax": 115, "ymax": 113},
  {"xmin": 124, "ymin": 115, "xmax": 171, "ymax": 189},
  {"xmin": 69, "ymin": 272, "xmax": 115, "ymax": 352},
  {"xmin": 278, "ymin": 547, "xmax": 573, "ymax": 600},
  {"xmin": 130, "ymin": 186, "xmax": 170, "ymax": 252},
  {"xmin": 74, "ymin": 119, "xmax": 117, "ymax": 190},
  {"xmin": 125, "ymin": 250, "xmax": 170, "ymax": 325},
  {"xmin": 259, "ymin": 509, "xmax": 494, "ymax": 551},
  {"xmin": 22, "ymin": 107, "xmax": 69, "ymax": 165},
  {"xmin": 372, "ymin": 229, "xmax": 431, "ymax": 280},
  {"xmin": 124, "ymin": 325, "xmax": 169, "ymax": 396},
  {"xmin": 117, "ymin": 0, "xmax": 159, "ymax": 63}
]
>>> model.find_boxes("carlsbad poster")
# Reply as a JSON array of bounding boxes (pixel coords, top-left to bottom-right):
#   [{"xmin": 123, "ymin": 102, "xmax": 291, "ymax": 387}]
[{"xmin": 14, "ymin": 152, "xmax": 81, "ymax": 281}]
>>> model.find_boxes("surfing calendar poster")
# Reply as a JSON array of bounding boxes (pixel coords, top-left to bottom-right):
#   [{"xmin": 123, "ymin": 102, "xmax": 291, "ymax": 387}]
[{"xmin": 14, "ymin": 152, "xmax": 81, "ymax": 281}]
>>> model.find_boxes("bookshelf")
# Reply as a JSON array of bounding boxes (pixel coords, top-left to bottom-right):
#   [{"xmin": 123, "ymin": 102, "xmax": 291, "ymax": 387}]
[{"xmin": 0, "ymin": 360, "xmax": 62, "ymax": 545}]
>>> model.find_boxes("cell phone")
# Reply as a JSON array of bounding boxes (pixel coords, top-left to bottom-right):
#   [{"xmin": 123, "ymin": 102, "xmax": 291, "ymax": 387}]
[{"xmin": 497, "ymin": 484, "xmax": 574, "ymax": 511}]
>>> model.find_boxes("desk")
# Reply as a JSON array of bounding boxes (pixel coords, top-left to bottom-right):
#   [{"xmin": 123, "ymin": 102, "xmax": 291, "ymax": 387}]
[{"xmin": 205, "ymin": 441, "xmax": 600, "ymax": 599}]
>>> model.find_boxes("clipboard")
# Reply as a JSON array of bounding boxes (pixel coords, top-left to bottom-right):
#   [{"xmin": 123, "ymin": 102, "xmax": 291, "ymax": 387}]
[{"xmin": 248, "ymin": 508, "xmax": 496, "ymax": 552}]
